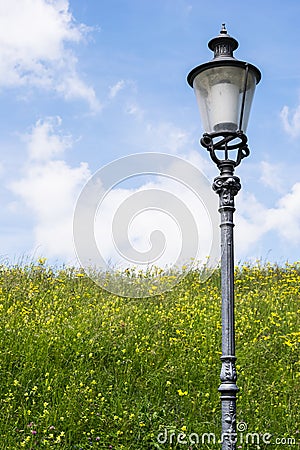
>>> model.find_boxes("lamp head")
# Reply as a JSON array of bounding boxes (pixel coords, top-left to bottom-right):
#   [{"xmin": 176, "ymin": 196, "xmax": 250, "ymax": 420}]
[{"xmin": 187, "ymin": 25, "xmax": 261, "ymax": 137}]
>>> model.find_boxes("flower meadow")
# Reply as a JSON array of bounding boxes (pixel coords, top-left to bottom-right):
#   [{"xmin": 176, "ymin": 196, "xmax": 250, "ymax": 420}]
[{"xmin": 0, "ymin": 261, "xmax": 299, "ymax": 449}]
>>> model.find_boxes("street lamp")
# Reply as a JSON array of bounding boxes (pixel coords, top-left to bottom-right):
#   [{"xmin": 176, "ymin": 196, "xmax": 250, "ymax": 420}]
[{"xmin": 187, "ymin": 25, "xmax": 261, "ymax": 449}]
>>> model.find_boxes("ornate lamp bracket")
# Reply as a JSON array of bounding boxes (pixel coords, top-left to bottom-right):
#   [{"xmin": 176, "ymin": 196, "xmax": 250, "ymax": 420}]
[
  {"xmin": 201, "ymin": 131, "xmax": 250, "ymax": 168},
  {"xmin": 213, "ymin": 174, "xmax": 241, "ymax": 208}
]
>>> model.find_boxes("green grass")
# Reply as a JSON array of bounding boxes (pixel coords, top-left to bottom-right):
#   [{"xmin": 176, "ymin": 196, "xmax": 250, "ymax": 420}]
[{"xmin": 0, "ymin": 261, "xmax": 299, "ymax": 449}]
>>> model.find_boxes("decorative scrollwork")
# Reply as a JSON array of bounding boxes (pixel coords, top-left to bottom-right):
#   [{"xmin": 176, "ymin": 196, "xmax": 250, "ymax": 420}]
[
  {"xmin": 213, "ymin": 176, "xmax": 241, "ymax": 207},
  {"xmin": 220, "ymin": 358, "xmax": 237, "ymax": 383},
  {"xmin": 224, "ymin": 401, "xmax": 236, "ymax": 433},
  {"xmin": 224, "ymin": 401, "xmax": 237, "ymax": 450},
  {"xmin": 201, "ymin": 131, "xmax": 249, "ymax": 167}
]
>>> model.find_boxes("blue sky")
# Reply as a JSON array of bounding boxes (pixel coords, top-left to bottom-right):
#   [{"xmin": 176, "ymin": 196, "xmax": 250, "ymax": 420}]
[{"xmin": 1, "ymin": 0, "xmax": 300, "ymax": 268}]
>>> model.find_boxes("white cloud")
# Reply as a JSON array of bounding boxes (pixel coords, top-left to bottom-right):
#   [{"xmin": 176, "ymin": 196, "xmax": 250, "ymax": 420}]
[
  {"xmin": 235, "ymin": 182, "xmax": 300, "ymax": 259},
  {"xmin": 144, "ymin": 122, "xmax": 190, "ymax": 153},
  {"xmin": 56, "ymin": 72, "xmax": 100, "ymax": 112},
  {"xmin": 0, "ymin": 0, "xmax": 100, "ymax": 110},
  {"xmin": 260, "ymin": 161, "xmax": 284, "ymax": 193},
  {"xmin": 125, "ymin": 102, "xmax": 145, "ymax": 120},
  {"xmin": 9, "ymin": 114, "xmax": 300, "ymax": 266},
  {"xmin": 91, "ymin": 171, "xmax": 217, "ymax": 271},
  {"xmin": 109, "ymin": 80, "xmax": 125, "ymax": 99},
  {"xmin": 8, "ymin": 112, "xmax": 300, "ymax": 267},
  {"xmin": 266, "ymin": 182, "xmax": 300, "ymax": 243},
  {"xmin": 8, "ymin": 110, "xmax": 209, "ymax": 266},
  {"xmin": 12, "ymin": 159, "xmax": 89, "ymax": 221},
  {"xmin": 10, "ymin": 117, "xmax": 91, "ymax": 261},
  {"xmin": 235, "ymin": 192, "xmax": 268, "ymax": 255},
  {"xmin": 280, "ymin": 104, "xmax": 300, "ymax": 138},
  {"xmin": 25, "ymin": 116, "xmax": 72, "ymax": 161}
]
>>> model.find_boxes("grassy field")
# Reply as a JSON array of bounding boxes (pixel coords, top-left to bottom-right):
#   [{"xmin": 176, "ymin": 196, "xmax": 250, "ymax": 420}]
[{"xmin": 0, "ymin": 261, "xmax": 299, "ymax": 449}]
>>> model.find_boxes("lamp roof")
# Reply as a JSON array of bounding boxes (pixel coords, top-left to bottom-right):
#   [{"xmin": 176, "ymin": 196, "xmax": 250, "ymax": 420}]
[
  {"xmin": 208, "ymin": 24, "xmax": 239, "ymax": 60},
  {"xmin": 187, "ymin": 25, "xmax": 261, "ymax": 88}
]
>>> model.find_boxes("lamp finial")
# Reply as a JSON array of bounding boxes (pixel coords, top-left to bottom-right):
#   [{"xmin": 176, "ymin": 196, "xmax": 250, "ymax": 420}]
[
  {"xmin": 208, "ymin": 25, "xmax": 238, "ymax": 59},
  {"xmin": 220, "ymin": 23, "xmax": 227, "ymax": 34}
]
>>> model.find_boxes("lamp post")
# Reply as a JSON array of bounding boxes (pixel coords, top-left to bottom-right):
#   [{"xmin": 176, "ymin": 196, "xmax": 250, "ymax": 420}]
[{"xmin": 187, "ymin": 25, "xmax": 261, "ymax": 450}]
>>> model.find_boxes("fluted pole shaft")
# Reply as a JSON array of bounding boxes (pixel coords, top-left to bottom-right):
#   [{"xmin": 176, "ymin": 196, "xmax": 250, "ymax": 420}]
[{"xmin": 213, "ymin": 161, "xmax": 241, "ymax": 450}]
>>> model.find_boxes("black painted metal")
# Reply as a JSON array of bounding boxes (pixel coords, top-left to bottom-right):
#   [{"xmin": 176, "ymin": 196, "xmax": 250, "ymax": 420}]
[
  {"xmin": 187, "ymin": 25, "xmax": 260, "ymax": 450},
  {"xmin": 187, "ymin": 25, "xmax": 261, "ymax": 88},
  {"xmin": 213, "ymin": 161, "xmax": 241, "ymax": 450},
  {"xmin": 239, "ymin": 64, "xmax": 249, "ymax": 131},
  {"xmin": 200, "ymin": 131, "xmax": 249, "ymax": 167}
]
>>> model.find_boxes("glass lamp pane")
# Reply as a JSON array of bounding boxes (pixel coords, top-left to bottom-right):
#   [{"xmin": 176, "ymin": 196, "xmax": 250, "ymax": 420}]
[{"xmin": 193, "ymin": 65, "xmax": 257, "ymax": 134}]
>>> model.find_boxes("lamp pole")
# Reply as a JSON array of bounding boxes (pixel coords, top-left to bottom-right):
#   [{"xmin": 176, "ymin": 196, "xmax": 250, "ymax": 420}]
[{"xmin": 187, "ymin": 25, "xmax": 261, "ymax": 450}]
